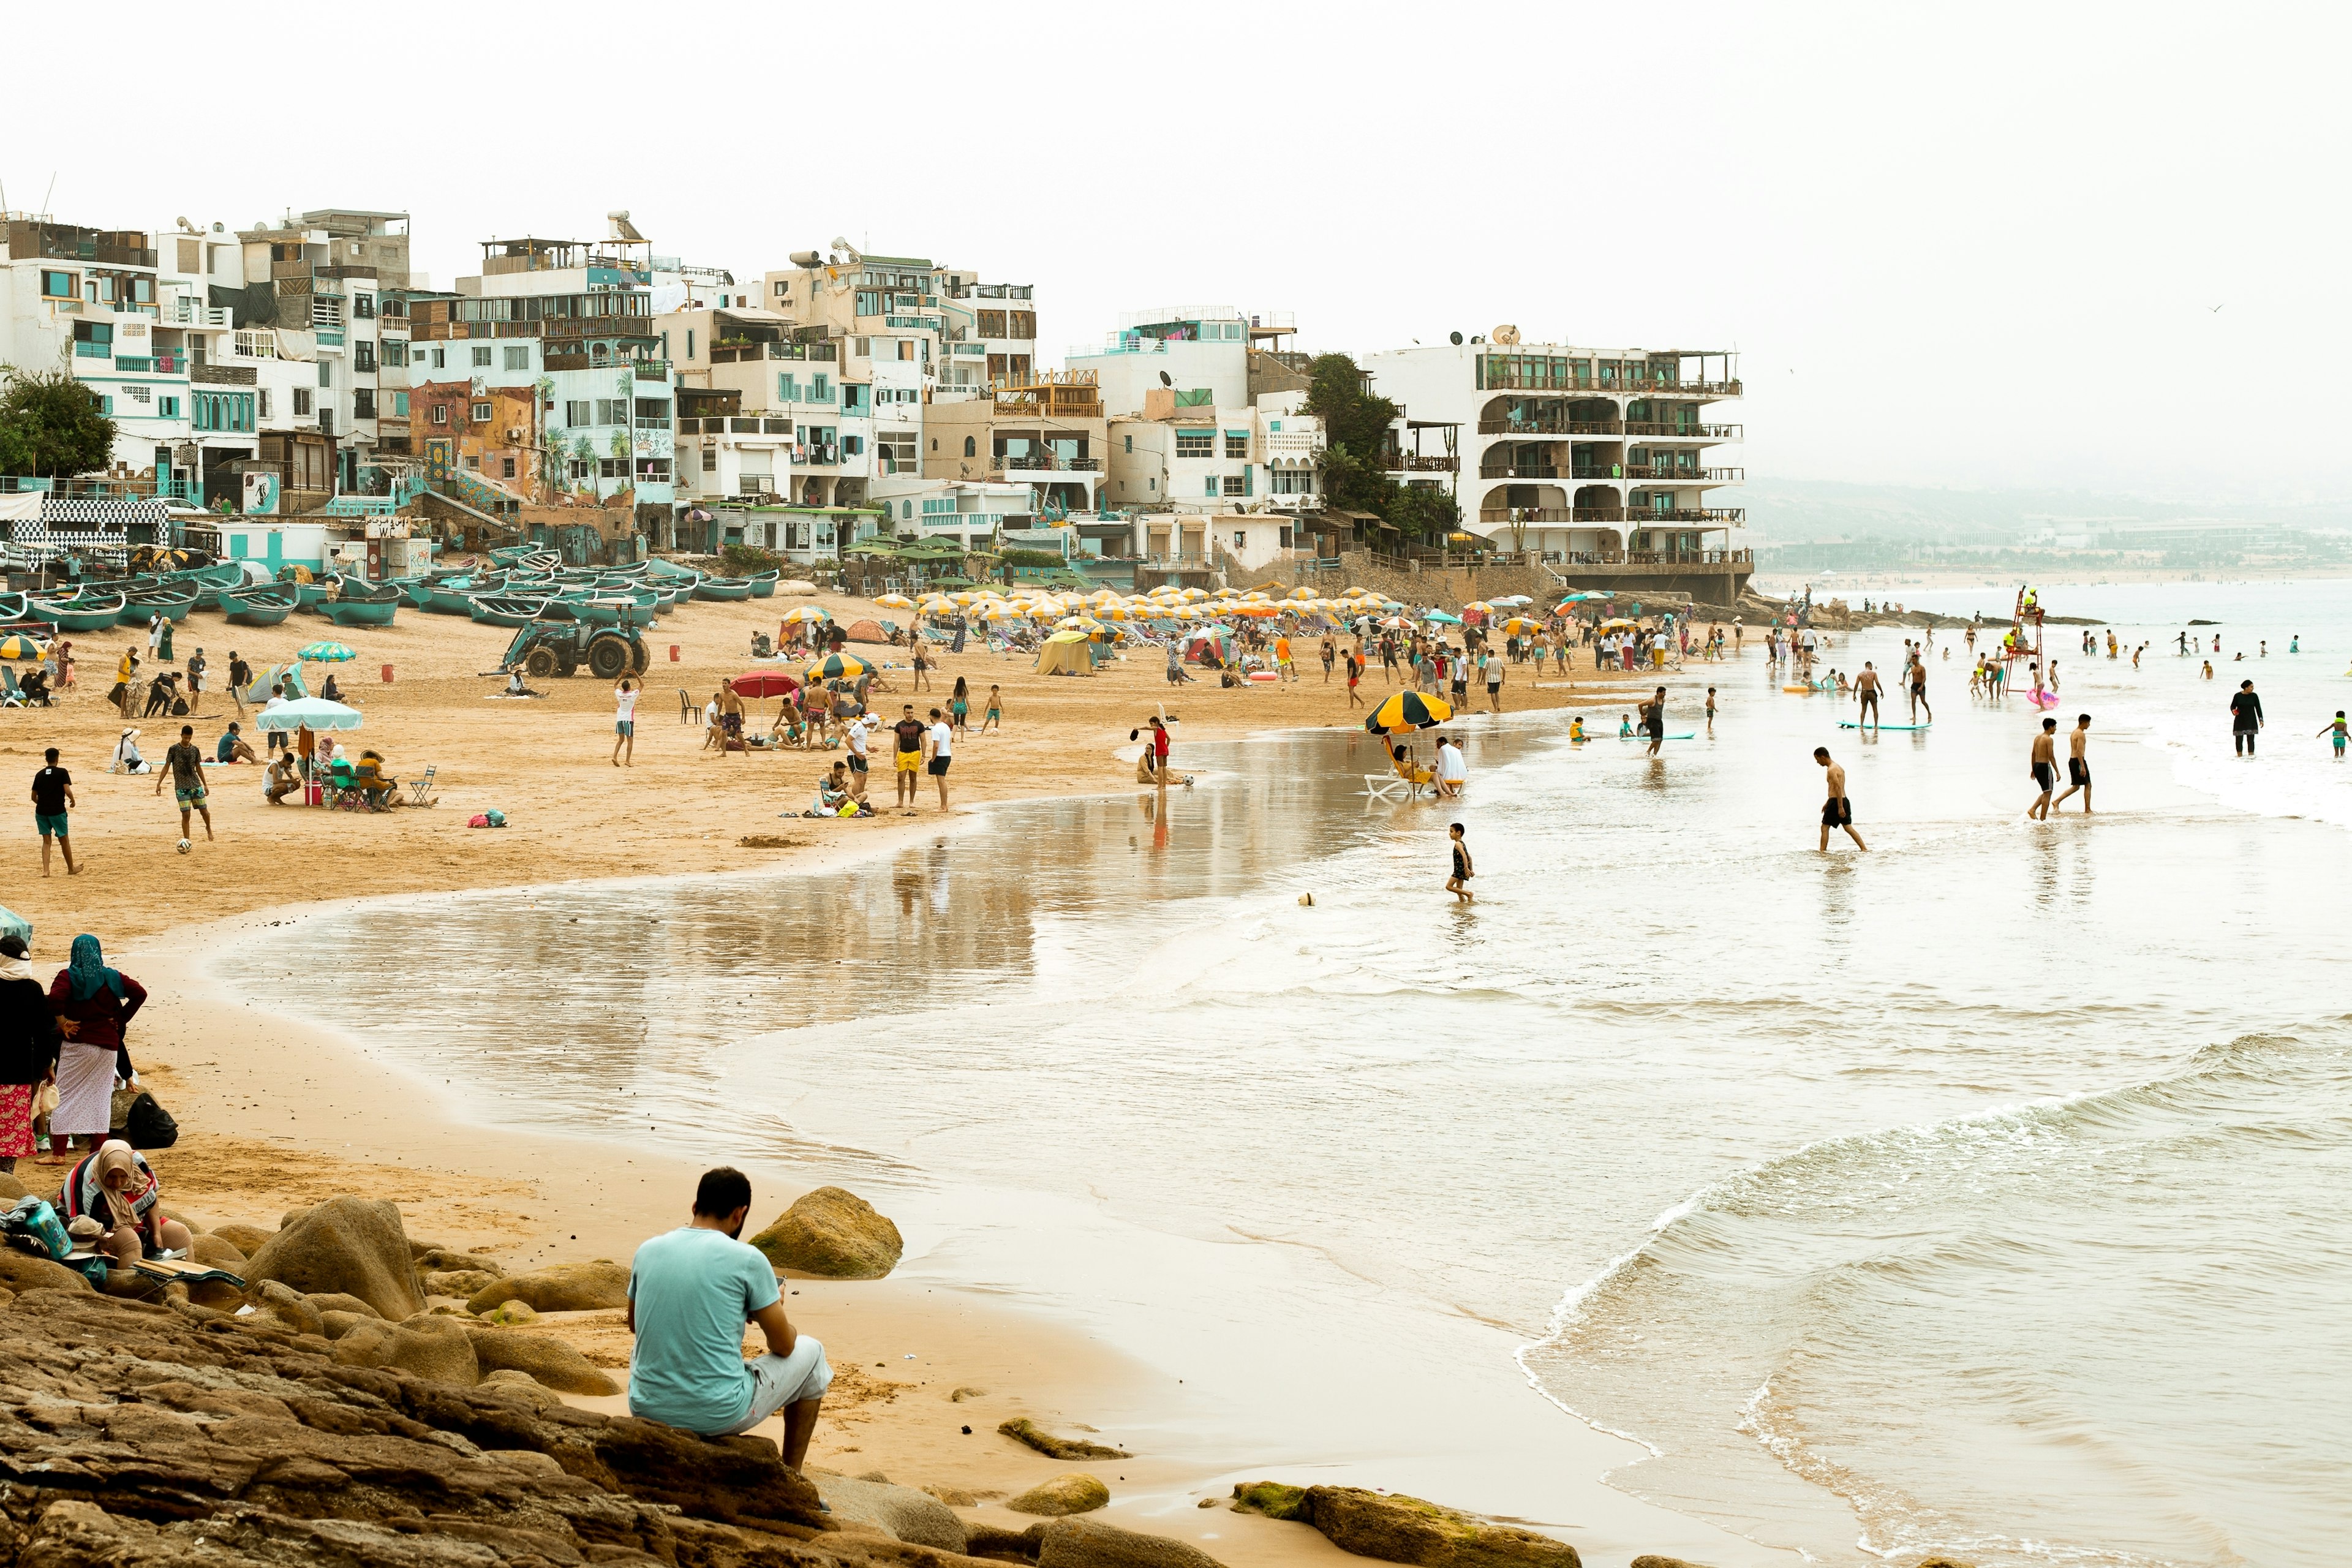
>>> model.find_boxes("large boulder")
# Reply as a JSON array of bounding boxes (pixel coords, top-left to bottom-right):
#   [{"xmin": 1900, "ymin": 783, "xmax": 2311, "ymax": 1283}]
[
  {"xmin": 244, "ymin": 1196, "xmax": 424, "ymax": 1322},
  {"xmin": 1229, "ymin": 1482, "xmax": 1308, "ymax": 1520},
  {"xmin": 1302, "ymin": 1488, "xmax": 1581, "ymax": 1568},
  {"xmin": 209, "ymin": 1221, "xmax": 275, "ymax": 1256},
  {"xmin": 478, "ymin": 1367, "xmax": 567, "ymax": 1412},
  {"xmin": 1008, "ymin": 1473, "xmax": 1111, "ymax": 1517},
  {"xmin": 813, "ymin": 1471, "xmax": 970, "ymax": 1551},
  {"xmin": 331, "ymin": 1316, "xmax": 481, "ymax": 1385},
  {"xmin": 466, "ymin": 1258, "xmax": 629, "ymax": 1314},
  {"xmin": 0, "ymin": 1250, "xmax": 92, "ymax": 1295},
  {"xmin": 247, "ymin": 1280, "xmax": 324, "ymax": 1338},
  {"xmin": 1039, "ymin": 1517, "xmax": 1229, "ymax": 1568},
  {"xmin": 426, "ymin": 1268, "xmax": 499, "ymax": 1298},
  {"xmin": 466, "ymin": 1325, "xmax": 620, "ymax": 1395},
  {"xmin": 415, "ymin": 1246, "xmax": 506, "ymax": 1278},
  {"xmin": 748, "ymin": 1186, "xmax": 903, "ymax": 1279}
]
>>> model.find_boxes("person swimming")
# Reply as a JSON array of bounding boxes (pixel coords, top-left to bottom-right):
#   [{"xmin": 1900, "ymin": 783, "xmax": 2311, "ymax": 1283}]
[
  {"xmin": 1569, "ymin": 715, "xmax": 1586, "ymax": 741},
  {"xmin": 1618, "ymin": 714, "xmax": 1634, "ymax": 737}
]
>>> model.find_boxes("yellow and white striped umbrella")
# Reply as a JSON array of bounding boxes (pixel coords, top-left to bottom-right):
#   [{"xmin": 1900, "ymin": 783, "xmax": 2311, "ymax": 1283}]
[
  {"xmin": 974, "ymin": 602, "xmax": 1019, "ymax": 620},
  {"xmin": 873, "ymin": 594, "xmax": 917, "ymax": 609},
  {"xmin": 1286, "ymin": 587, "xmax": 1319, "ymax": 601},
  {"xmin": 778, "ymin": 605, "xmax": 832, "ymax": 625}
]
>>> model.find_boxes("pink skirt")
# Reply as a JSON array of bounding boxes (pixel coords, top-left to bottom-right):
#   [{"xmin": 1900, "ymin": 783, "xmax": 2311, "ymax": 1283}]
[{"xmin": 0, "ymin": 1084, "xmax": 34, "ymax": 1159}]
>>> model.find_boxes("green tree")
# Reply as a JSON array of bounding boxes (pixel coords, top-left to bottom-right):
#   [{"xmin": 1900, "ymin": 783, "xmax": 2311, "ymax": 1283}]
[
  {"xmin": 0, "ymin": 366, "xmax": 117, "ymax": 477},
  {"xmin": 1304, "ymin": 352, "xmax": 1466, "ymax": 545}
]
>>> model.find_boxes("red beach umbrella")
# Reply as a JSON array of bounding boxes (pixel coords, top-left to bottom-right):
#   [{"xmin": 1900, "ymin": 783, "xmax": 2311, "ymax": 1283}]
[{"xmin": 728, "ymin": 671, "xmax": 802, "ymax": 698}]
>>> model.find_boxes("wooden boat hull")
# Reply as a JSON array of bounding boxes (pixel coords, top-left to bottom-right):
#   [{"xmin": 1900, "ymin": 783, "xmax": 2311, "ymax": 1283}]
[
  {"xmin": 223, "ymin": 589, "xmax": 296, "ymax": 627},
  {"xmin": 119, "ymin": 593, "xmax": 199, "ymax": 627},
  {"xmin": 694, "ymin": 578, "xmax": 753, "ymax": 601},
  {"xmin": 321, "ymin": 600, "xmax": 399, "ymax": 627},
  {"xmin": 33, "ymin": 596, "xmax": 127, "ymax": 633},
  {"xmin": 468, "ymin": 596, "xmax": 567, "ymax": 627},
  {"xmin": 747, "ymin": 571, "xmax": 780, "ymax": 598}
]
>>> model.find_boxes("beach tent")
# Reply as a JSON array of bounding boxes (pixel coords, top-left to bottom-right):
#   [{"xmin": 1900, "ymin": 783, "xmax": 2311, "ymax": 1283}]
[
  {"xmin": 842, "ymin": 618, "xmax": 892, "ymax": 644},
  {"xmin": 0, "ymin": 904, "xmax": 28, "ymax": 947},
  {"xmin": 1033, "ymin": 630, "xmax": 1095, "ymax": 677}
]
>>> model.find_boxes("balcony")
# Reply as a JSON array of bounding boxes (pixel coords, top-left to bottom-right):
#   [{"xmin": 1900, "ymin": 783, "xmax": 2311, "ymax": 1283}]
[
  {"xmin": 1267, "ymin": 492, "xmax": 1325, "ymax": 511},
  {"xmin": 634, "ymin": 360, "xmax": 671, "ymax": 381},
  {"xmin": 997, "ymin": 454, "xmax": 1102, "ymax": 473},
  {"xmin": 711, "ymin": 340, "xmax": 837, "ymax": 365},
  {"xmin": 168, "ymin": 303, "xmax": 232, "ymax": 328},
  {"xmin": 1623, "ymin": 422, "xmax": 1742, "ymax": 440},
  {"xmin": 73, "ymin": 341, "xmax": 111, "ymax": 360},
  {"xmin": 1387, "ymin": 453, "xmax": 1458, "ymax": 472},
  {"xmin": 1476, "ymin": 417, "xmax": 1619, "ymax": 436},
  {"xmin": 8, "ymin": 224, "xmax": 155, "ymax": 268},
  {"xmin": 1623, "ymin": 465, "xmax": 1743, "ymax": 483},
  {"xmin": 1478, "ymin": 464, "xmax": 1559, "ymax": 480}
]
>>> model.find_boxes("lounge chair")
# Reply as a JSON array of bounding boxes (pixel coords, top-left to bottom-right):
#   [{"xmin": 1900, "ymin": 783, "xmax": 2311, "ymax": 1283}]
[
  {"xmin": 405, "ymin": 765, "xmax": 438, "ymax": 807},
  {"xmin": 0, "ymin": 668, "xmax": 19, "ymax": 707}
]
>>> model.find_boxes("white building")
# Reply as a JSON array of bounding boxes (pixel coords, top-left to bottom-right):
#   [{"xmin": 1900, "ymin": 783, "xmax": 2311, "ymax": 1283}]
[
  {"xmin": 867, "ymin": 476, "xmax": 1036, "ymax": 554},
  {"xmin": 1362, "ymin": 337, "xmax": 1745, "ymax": 564}
]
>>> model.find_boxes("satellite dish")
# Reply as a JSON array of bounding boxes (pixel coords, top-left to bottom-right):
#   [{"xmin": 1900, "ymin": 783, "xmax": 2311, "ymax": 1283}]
[
  {"xmin": 1491, "ymin": 325, "xmax": 1521, "ymax": 346},
  {"xmin": 1449, "ymin": 331, "xmax": 1463, "ymax": 346},
  {"xmin": 1159, "ymin": 371, "xmax": 1172, "ymax": 387}
]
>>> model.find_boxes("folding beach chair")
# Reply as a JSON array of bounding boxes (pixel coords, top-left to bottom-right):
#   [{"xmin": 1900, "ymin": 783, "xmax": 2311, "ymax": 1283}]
[
  {"xmin": 0, "ymin": 668, "xmax": 20, "ymax": 707},
  {"xmin": 406, "ymin": 765, "xmax": 438, "ymax": 807}
]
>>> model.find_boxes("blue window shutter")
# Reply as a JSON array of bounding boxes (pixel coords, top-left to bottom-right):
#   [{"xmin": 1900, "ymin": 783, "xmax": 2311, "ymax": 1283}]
[
  {"xmin": 1244, "ymin": 466, "xmax": 1253, "ymax": 496},
  {"xmin": 1206, "ymin": 477, "xmax": 1218, "ymax": 496}
]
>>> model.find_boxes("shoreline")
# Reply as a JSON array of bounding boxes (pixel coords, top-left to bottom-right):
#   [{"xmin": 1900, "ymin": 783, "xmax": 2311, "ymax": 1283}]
[{"xmin": 50, "ymin": 640, "xmax": 1785, "ymax": 1568}]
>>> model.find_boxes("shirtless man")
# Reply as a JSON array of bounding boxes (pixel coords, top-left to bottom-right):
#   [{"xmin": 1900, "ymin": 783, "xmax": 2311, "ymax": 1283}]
[
  {"xmin": 1853, "ymin": 662, "xmax": 1882, "ymax": 729},
  {"xmin": 2051, "ymin": 712, "xmax": 2092, "ymax": 813},
  {"xmin": 715, "ymin": 680, "xmax": 745, "ymax": 758},
  {"xmin": 2027, "ymin": 715, "xmax": 2059, "ymax": 819},
  {"xmin": 1907, "ymin": 650, "xmax": 1932, "ymax": 722},
  {"xmin": 1814, "ymin": 747, "xmax": 1866, "ymax": 852}
]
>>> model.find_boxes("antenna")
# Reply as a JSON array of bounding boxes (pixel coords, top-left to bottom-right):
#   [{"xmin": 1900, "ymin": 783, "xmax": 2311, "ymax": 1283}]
[{"xmin": 42, "ymin": 172, "xmax": 58, "ymax": 219}]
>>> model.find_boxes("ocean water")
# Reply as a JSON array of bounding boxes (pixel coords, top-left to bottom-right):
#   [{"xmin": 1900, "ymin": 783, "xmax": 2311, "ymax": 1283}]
[{"xmin": 219, "ymin": 581, "xmax": 2352, "ymax": 1567}]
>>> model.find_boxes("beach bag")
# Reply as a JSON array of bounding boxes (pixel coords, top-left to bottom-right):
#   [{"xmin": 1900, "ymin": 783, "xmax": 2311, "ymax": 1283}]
[
  {"xmin": 468, "ymin": 810, "xmax": 507, "ymax": 829},
  {"xmin": 110, "ymin": 1088, "xmax": 179, "ymax": 1150},
  {"xmin": 1, "ymin": 1197, "xmax": 71, "ymax": 1261}
]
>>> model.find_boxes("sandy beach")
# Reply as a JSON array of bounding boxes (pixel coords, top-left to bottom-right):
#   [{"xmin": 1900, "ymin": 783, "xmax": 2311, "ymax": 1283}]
[{"xmin": 0, "ymin": 589, "xmax": 1753, "ymax": 1568}]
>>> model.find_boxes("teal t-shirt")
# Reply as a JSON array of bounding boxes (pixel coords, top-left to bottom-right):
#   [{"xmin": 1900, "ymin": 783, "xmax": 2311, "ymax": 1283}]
[{"xmin": 627, "ymin": 1226, "xmax": 780, "ymax": 1433}]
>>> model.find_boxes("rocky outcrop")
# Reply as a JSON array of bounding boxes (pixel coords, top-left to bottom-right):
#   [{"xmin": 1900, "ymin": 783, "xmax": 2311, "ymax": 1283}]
[
  {"xmin": 188, "ymin": 1233, "xmax": 248, "ymax": 1273},
  {"xmin": 331, "ymin": 1314, "xmax": 482, "ymax": 1385},
  {"xmin": 1007, "ymin": 1473, "xmax": 1110, "ymax": 1517},
  {"xmin": 998, "ymin": 1419, "xmax": 1129, "ymax": 1461},
  {"xmin": 424, "ymin": 1267, "xmax": 499, "ymax": 1298},
  {"xmin": 815, "ymin": 1471, "xmax": 971, "ymax": 1550},
  {"xmin": 479, "ymin": 1298, "xmax": 539, "ymax": 1326},
  {"xmin": 1039, "ymin": 1518, "xmax": 1227, "ymax": 1568},
  {"xmin": 208, "ymin": 1221, "xmax": 275, "ymax": 1256},
  {"xmin": 751, "ymin": 1186, "xmax": 905, "ymax": 1279},
  {"xmin": 467, "ymin": 1324, "xmax": 620, "ymax": 1396},
  {"xmin": 0, "ymin": 1250, "xmax": 94, "ymax": 1296},
  {"xmin": 247, "ymin": 1280, "xmax": 326, "ymax": 1338},
  {"xmin": 243, "ymin": 1195, "xmax": 426, "ymax": 1322},
  {"xmin": 466, "ymin": 1258, "xmax": 630, "ymax": 1314},
  {"xmin": 1298, "ymin": 1487, "xmax": 1581, "ymax": 1568},
  {"xmin": 0, "ymin": 1288, "xmax": 850, "ymax": 1564},
  {"xmin": 1629, "ymin": 1557, "xmax": 1715, "ymax": 1568},
  {"xmin": 1229, "ymin": 1482, "xmax": 1308, "ymax": 1520}
]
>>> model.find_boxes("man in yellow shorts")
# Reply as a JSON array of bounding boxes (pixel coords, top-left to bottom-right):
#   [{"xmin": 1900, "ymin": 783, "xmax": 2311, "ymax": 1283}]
[{"xmin": 891, "ymin": 704, "xmax": 927, "ymax": 812}]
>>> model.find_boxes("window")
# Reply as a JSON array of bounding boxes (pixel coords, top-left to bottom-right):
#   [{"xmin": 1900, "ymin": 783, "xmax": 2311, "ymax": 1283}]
[
  {"xmin": 897, "ymin": 340, "xmax": 916, "ymax": 361},
  {"xmin": 600, "ymin": 459, "xmax": 626, "ymax": 479},
  {"xmin": 500, "ymin": 457, "xmax": 516, "ymax": 477},
  {"xmin": 258, "ymin": 390, "xmax": 273, "ymax": 419},
  {"xmin": 317, "ymin": 360, "xmax": 333, "ymax": 388},
  {"xmin": 353, "ymin": 342, "xmax": 375, "ymax": 372},
  {"xmin": 471, "ymin": 346, "xmax": 492, "ymax": 368},
  {"xmin": 1009, "ymin": 311, "xmax": 1036, "ymax": 338},
  {"xmin": 685, "ymin": 330, "xmax": 694, "ymax": 360},
  {"xmin": 1223, "ymin": 476, "xmax": 1248, "ymax": 497},
  {"xmin": 701, "ymin": 446, "xmax": 717, "ymax": 472},
  {"xmin": 393, "ymin": 392, "xmax": 409, "ymax": 417},
  {"xmin": 1175, "ymin": 430, "xmax": 1214, "ymax": 457},
  {"xmin": 431, "ymin": 404, "xmax": 448, "ymax": 424},
  {"xmin": 353, "ymin": 389, "xmax": 375, "ymax": 419},
  {"xmin": 637, "ymin": 458, "xmax": 671, "ymax": 478},
  {"xmin": 1124, "ymin": 434, "xmax": 1133, "ymax": 453},
  {"xmin": 293, "ymin": 388, "xmax": 313, "ymax": 416},
  {"xmin": 1207, "ymin": 477, "xmax": 1220, "ymax": 496},
  {"xmin": 569, "ymin": 459, "xmax": 592, "ymax": 481},
  {"xmin": 430, "ymin": 346, "xmax": 445, "ymax": 369},
  {"xmin": 1225, "ymin": 434, "xmax": 1248, "ymax": 458},
  {"xmin": 774, "ymin": 279, "xmax": 790, "ymax": 298},
  {"xmin": 1235, "ymin": 532, "xmax": 1248, "ymax": 548},
  {"xmin": 842, "ymin": 434, "xmax": 863, "ymax": 456},
  {"xmin": 41, "ymin": 270, "xmax": 74, "ymax": 298},
  {"xmin": 963, "ymin": 435, "xmax": 976, "ymax": 458},
  {"xmin": 811, "ymin": 373, "xmax": 829, "ymax": 400},
  {"xmin": 633, "ymin": 398, "xmax": 669, "ymax": 425},
  {"xmin": 563, "ymin": 400, "xmax": 587, "ymax": 426},
  {"xmin": 595, "ymin": 398, "xmax": 625, "ymax": 424},
  {"xmin": 353, "ymin": 293, "xmax": 375, "ymax": 318},
  {"xmin": 159, "ymin": 396, "xmax": 180, "ymax": 418},
  {"xmin": 778, "ymin": 374, "xmax": 798, "ymax": 402},
  {"xmin": 853, "ymin": 336, "xmax": 871, "ymax": 358},
  {"xmin": 503, "ymin": 345, "xmax": 529, "ymax": 371},
  {"xmin": 470, "ymin": 401, "xmax": 492, "ymax": 423},
  {"xmin": 99, "ymin": 396, "xmax": 113, "ymax": 415}
]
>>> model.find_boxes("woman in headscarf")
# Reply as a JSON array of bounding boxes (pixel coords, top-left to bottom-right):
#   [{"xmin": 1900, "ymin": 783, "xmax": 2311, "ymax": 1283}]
[
  {"xmin": 44, "ymin": 935, "xmax": 145, "ymax": 1166},
  {"xmin": 56, "ymin": 1139, "xmax": 188, "ymax": 1264},
  {"xmin": 0, "ymin": 934, "xmax": 60, "ymax": 1174}
]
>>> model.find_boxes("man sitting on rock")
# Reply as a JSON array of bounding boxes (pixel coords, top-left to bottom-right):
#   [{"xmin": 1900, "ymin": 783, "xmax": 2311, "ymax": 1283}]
[{"xmin": 627, "ymin": 1166, "xmax": 829, "ymax": 1469}]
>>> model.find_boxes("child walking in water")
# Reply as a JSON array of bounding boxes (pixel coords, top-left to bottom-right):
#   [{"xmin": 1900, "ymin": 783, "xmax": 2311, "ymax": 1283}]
[
  {"xmin": 2320, "ymin": 710, "xmax": 2348, "ymax": 759},
  {"xmin": 1446, "ymin": 822, "xmax": 1474, "ymax": 903}
]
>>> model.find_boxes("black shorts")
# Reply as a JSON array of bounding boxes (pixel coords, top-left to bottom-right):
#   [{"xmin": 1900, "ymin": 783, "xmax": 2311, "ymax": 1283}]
[
  {"xmin": 2033, "ymin": 761, "xmax": 2055, "ymax": 790},
  {"xmin": 847, "ymin": 755, "xmax": 868, "ymax": 773},
  {"xmin": 1822, "ymin": 797, "xmax": 1852, "ymax": 827},
  {"xmin": 927, "ymin": 756, "xmax": 951, "ymax": 777},
  {"xmin": 2069, "ymin": 758, "xmax": 2090, "ymax": 786}
]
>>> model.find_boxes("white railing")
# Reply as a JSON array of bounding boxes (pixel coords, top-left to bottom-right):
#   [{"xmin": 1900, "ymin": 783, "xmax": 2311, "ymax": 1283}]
[{"xmin": 171, "ymin": 303, "xmax": 232, "ymax": 328}]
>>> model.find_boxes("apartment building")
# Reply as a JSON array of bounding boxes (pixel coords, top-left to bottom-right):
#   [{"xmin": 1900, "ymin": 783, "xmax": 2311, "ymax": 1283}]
[
  {"xmin": 658, "ymin": 305, "xmax": 870, "ymax": 511},
  {"xmin": 1066, "ymin": 306, "xmax": 1294, "ymax": 417},
  {"xmin": 919, "ymin": 370, "xmax": 1106, "ymax": 518},
  {"xmin": 1363, "ymin": 336, "xmax": 1748, "ymax": 592},
  {"xmin": 1104, "ymin": 391, "xmax": 1325, "ymax": 531},
  {"xmin": 867, "ymin": 476, "xmax": 1038, "ymax": 554},
  {"xmin": 404, "ymin": 227, "xmax": 676, "ymax": 529}
]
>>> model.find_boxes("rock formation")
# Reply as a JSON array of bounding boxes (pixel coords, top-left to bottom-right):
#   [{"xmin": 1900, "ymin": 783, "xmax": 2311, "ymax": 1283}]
[{"xmin": 750, "ymin": 1187, "xmax": 905, "ymax": 1279}]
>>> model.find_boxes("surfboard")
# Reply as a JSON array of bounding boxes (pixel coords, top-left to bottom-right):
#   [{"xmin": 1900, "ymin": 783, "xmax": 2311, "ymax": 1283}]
[
  {"xmin": 1618, "ymin": 733, "xmax": 1697, "ymax": 741},
  {"xmin": 1839, "ymin": 721, "xmax": 1930, "ymax": 730}
]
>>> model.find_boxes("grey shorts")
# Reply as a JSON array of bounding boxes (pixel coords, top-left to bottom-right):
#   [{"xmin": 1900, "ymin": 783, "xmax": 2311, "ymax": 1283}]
[{"xmin": 714, "ymin": 1335, "xmax": 832, "ymax": 1435}]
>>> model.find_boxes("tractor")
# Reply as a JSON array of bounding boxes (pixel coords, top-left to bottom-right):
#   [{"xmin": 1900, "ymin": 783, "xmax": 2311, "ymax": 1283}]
[{"xmin": 491, "ymin": 620, "xmax": 650, "ymax": 682}]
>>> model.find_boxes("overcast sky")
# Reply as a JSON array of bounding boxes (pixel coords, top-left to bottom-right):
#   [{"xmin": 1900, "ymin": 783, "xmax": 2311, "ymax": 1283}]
[{"xmin": 9, "ymin": 2, "xmax": 2344, "ymax": 503}]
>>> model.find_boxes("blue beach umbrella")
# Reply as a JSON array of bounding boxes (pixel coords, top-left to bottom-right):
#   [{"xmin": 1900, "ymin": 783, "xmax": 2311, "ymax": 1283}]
[{"xmin": 257, "ymin": 696, "xmax": 363, "ymax": 733}]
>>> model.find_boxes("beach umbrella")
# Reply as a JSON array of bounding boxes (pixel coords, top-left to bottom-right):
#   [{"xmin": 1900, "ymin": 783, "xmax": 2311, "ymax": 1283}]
[
  {"xmin": 805, "ymin": 653, "xmax": 869, "ymax": 682},
  {"xmin": 257, "ymin": 696, "xmax": 362, "ymax": 733},
  {"xmin": 729, "ymin": 671, "xmax": 802, "ymax": 699},
  {"xmin": 1499, "ymin": 617, "xmax": 1544, "ymax": 635},
  {"xmin": 974, "ymin": 603, "xmax": 1018, "ymax": 620},
  {"xmin": 1490, "ymin": 595, "xmax": 1534, "ymax": 608},
  {"xmin": 1423, "ymin": 609, "xmax": 1464, "ymax": 625},
  {"xmin": 0, "ymin": 633, "xmax": 48, "ymax": 661},
  {"xmin": 296, "ymin": 641, "xmax": 356, "ymax": 663},
  {"xmin": 1286, "ymin": 587, "xmax": 1318, "ymax": 601},
  {"xmin": 1363, "ymin": 692, "xmax": 1452, "ymax": 734},
  {"xmin": 1597, "ymin": 617, "xmax": 1638, "ymax": 630},
  {"xmin": 1057, "ymin": 616, "xmax": 1105, "ymax": 633},
  {"xmin": 779, "ymin": 605, "xmax": 832, "ymax": 625},
  {"xmin": 872, "ymin": 594, "xmax": 916, "ymax": 609},
  {"xmin": 1463, "ymin": 601, "xmax": 1496, "ymax": 616}
]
